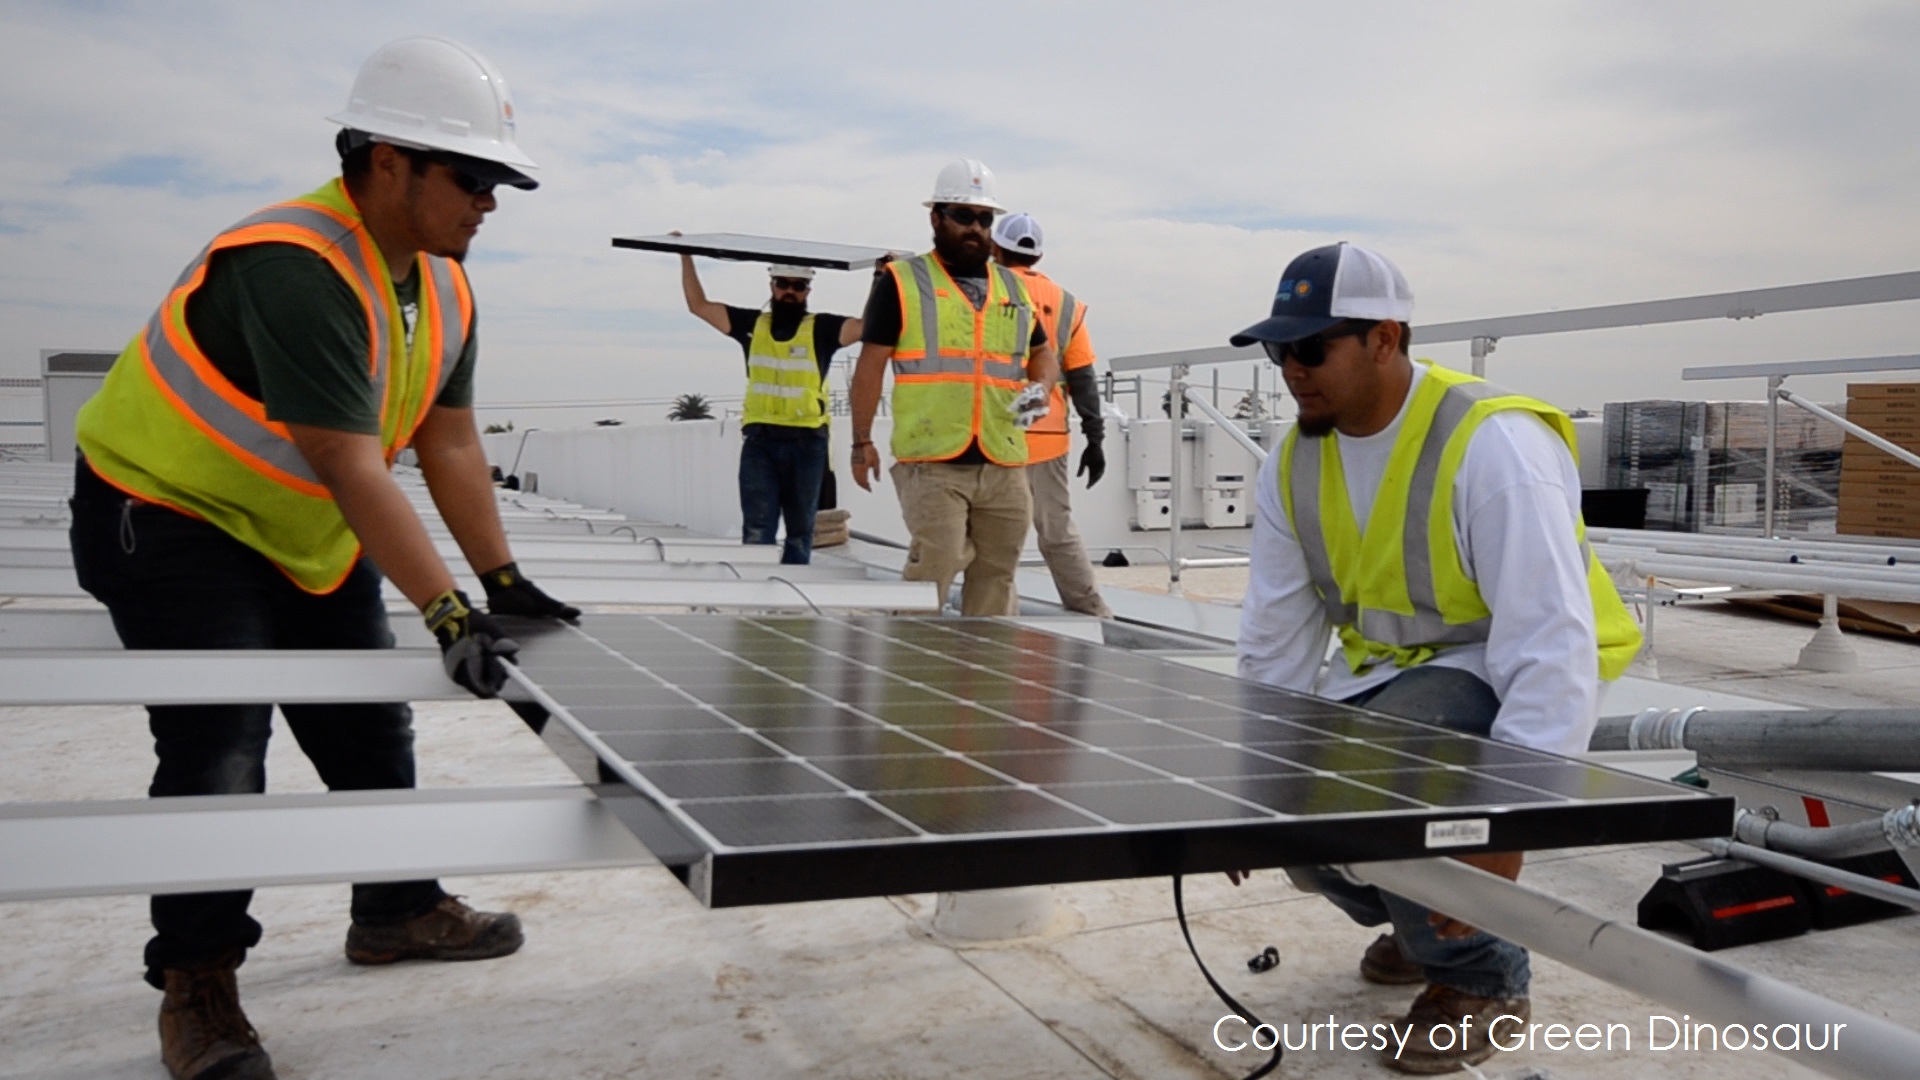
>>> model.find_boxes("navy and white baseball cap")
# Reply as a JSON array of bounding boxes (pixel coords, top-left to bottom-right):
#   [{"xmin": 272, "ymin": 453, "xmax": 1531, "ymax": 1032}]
[
  {"xmin": 1229, "ymin": 242, "xmax": 1414, "ymax": 347},
  {"xmin": 991, "ymin": 212, "xmax": 1044, "ymax": 256}
]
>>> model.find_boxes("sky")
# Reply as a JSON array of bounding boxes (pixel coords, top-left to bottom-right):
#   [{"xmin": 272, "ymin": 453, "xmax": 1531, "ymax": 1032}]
[{"xmin": 3, "ymin": 0, "xmax": 1918, "ymax": 430}]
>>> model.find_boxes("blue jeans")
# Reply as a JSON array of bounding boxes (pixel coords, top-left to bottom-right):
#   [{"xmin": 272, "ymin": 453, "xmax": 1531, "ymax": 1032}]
[
  {"xmin": 68, "ymin": 460, "xmax": 445, "ymax": 988},
  {"xmin": 739, "ymin": 427, "xmax": 828, "ymax": 565},
  {"xmin": 1287, "ymin": 665, "xmax": 1532, "ymax": 999}
]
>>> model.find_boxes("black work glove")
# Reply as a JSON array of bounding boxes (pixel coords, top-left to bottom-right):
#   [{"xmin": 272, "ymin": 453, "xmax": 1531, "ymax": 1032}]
[
  {"xmin": 423, "ymin": 589, "xmax": 521, "ymax": 699},
  {"xmin": 1077, "ymin": 439, "xmax": 1106, "ymax": 489},
  {"xmin": 480, "ymin": 561, "xmax": 581, "ymax": 623}
]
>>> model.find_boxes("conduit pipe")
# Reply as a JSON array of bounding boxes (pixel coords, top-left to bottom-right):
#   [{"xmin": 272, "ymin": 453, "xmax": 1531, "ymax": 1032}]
[
  {"xmin": 1732, "ymin": 806, "xmax": 1920, "ymax": 862},
  {"xmin": 1595, "ymin": 551, "xmax": 1920, "ymax": 603},
  {"xmin": 1593, "ymin": 546, "xmax": 1920, "ymax": 587},
  {"xmin": 1179, "ymin": 386, "xmax": 1268, "ymax": 462},
  {"xmin": 1589, "ymin": 707, "xmax": 1920, "ymax": 770},
  {"xmin": 1588, "ymin": 530, "xmax": 1907, "ymax": 568},
  {"xmin": 1691, "ymin": 838, "xmax": 1920, "ymax": 914},
  {"xmin": 1347, "ymin": 857, "xmax": 1920, "ymax": 1080}
]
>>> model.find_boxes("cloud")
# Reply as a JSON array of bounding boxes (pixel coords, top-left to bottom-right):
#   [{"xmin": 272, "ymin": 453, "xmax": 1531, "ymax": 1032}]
[{"xmin": 2, "ymin": 0, "xmax": 1918, "ymax": 422}]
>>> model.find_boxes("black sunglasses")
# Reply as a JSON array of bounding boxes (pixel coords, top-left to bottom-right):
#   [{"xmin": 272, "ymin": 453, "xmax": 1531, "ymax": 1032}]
[
  {"xmin": 1261, "ymin": 322, "xmax": 1373, "ymax": 368},
  {"xmin": 398, "ymin": 147, "xmax": 497, "ymax": 196},
  {"xmin": 771, "ymin": 278, "xmax": 812, "ymax": 291},
  {"xmin": 938, "ymin": 205, "xmax": 996, "ymax": 229}
]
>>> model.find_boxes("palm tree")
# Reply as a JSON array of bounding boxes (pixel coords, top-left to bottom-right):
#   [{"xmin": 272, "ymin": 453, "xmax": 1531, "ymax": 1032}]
[{"xmin": 667, "ymin": 393, "xmax": 713, "ymax": 422}]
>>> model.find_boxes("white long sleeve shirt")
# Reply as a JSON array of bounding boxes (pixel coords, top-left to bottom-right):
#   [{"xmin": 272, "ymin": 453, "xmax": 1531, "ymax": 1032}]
[{"xmin": 1236, "ymin": 363, "xmax": 1602, "ymax": 756}]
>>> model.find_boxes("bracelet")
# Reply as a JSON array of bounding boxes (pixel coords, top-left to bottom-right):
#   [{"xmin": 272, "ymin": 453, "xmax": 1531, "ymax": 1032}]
[{"xmin": 853, "ymin": 438, "xmax": 874, "ymax": 448}]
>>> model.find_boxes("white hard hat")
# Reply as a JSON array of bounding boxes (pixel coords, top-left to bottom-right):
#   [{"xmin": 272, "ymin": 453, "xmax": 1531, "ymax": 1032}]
[
  {"xmin": 767, "ymin": 264, "xmax": 816, "ymax": 281},
  {"xmin": 991, "ymin": 212, "xmax": 1044, "ymax": 256},
  {"xmin": 923, "ymin": 158, "xmax": 1004, "ymax": 211},
  {"xmin": 328, "ymin": 37, "xmax": 538, "ymax": 189}
]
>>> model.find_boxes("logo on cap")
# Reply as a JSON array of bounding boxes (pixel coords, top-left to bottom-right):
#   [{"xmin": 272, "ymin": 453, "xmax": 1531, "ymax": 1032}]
[
  {"xmin": 1276, "ymin": 279, "xmax": 1293, "ymax": 301},
  {"xmin": 1295, "ymin": 280, "xmax": 1312, "ymax": 298}
]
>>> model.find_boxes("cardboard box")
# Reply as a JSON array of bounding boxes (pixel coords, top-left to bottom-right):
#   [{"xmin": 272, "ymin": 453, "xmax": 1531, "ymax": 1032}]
[
  {"xmin": 1838, "ymin": 507, "xmax": 1920, "ymax": 529},
  {"xmin": 1840, "ymin": 476, "xmax": 1920, "ymax": 501},
  {"xmin": 1847, "ymin": 382, "xmax": 1920, "ymax": 402}
]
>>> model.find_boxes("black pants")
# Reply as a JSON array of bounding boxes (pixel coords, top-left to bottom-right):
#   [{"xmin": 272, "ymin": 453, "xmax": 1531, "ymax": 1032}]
[{"xmin": 68, "ymin": 461, "xmax": 445, "ymax": 988}]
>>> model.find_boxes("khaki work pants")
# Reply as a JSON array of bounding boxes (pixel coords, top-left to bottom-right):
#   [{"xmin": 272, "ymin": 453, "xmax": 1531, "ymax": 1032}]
[
  {"xmin": 892, "ymin": 461, "xmax": 1032, "ymax": 616},
  {"xmin": 1024, "ymin": 454, "xmax": 1112, "ymax": 618}
]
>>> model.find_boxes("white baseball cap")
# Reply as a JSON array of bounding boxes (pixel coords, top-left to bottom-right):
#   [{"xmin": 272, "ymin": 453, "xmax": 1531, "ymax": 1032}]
[
  {"xmin": 1230, "ymin": 242, "xmax": 1414, "ymax": 347},
  {"xmin": 991, "ymin": 212, "xmax": 1044, "ymax": 256}
]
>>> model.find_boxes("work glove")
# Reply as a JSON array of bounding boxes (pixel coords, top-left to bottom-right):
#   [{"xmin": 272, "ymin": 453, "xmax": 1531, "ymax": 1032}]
[
  {"xmin": 1010, "ymin": 382, "xmax": 1052, "ymax": 429},
  {"xmin": 1077, "ymin": 438, "xmax": 1106, "ymax": 488},
  {"xmin": 423, "ymin": 589, "xmax": 520, "ymax": 699},
  {"xmin": 480, "ymin": 561, "xmax": 581, "ymax": 623}
]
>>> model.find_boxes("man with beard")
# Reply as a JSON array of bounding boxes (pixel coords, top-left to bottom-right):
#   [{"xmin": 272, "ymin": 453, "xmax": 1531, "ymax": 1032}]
[
  {"xmin": 677, "ymin": 253, "xmax": 863, "ymax": 563},
  {"xmin": 1227, "ymin": 242, "xmax": 1641, "ymax": 1074},
  {"xmin": 67, "ymin": 37, "xmax": 575, "ymax": 1080},
  {"xmin": 848, "ymin": 159, "xmax": 1060, "ymax": 614}
]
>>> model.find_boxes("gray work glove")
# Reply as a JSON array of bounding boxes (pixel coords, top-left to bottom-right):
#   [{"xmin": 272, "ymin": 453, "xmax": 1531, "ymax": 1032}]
[{"xmin": 423, "ymin": 589, "xmax": 520, "ymax": 699}]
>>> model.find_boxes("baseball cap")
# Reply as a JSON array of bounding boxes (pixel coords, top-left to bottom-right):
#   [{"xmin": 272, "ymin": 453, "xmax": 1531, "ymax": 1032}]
[
  {"xmin": 1229, "ymin": 242, "xmax": 1413, "ymax": 347},
  {"xmin": 766, "ymin": 264, "xmax": 816, "ymax": 281},
  {"xmin": 991, "ymin": 212, "xmax": 1044, "ymax": 256}
]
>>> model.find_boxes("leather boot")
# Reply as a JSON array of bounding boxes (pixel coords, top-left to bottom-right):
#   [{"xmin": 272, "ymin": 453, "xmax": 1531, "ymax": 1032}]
[
  {"xmin": 157, "ymin": 950, "xmax": 276, "ymax": 1080},
  {"xmin": 1383, "ymin": 983, "xmax": 1531, "ymax": 1074},
  {"xmin": 345, "ymin": 895, "xmax": 523, "ymax": 965},
  {"xmin": 1361, "ymin": 932, "xmax": 1426, "ymax": 985}
]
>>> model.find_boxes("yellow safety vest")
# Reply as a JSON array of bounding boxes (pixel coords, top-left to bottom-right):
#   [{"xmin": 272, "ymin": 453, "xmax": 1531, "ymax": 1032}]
[
  {"xmin": 76, "ymin": 178, "xmax": 471, "ymax": 594},
  {"xmin": 1278, "ymin": 363, "xmax": 1641, "ymax": 681},
  {"xmin": 742, "ymin": 312, "xmax": 829, "ymax": 429},
  {"xmin": 887, "ymin": 253, "xmax": 1034, "ymax": 465}
]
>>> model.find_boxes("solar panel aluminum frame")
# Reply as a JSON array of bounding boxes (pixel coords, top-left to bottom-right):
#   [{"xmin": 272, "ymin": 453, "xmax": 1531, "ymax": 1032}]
[
  {"xmin": 610, "ymin": 232, "xmax": 904, "ymax": 271},
  {"xmin": 504, "ymin": 615, "xmax": 1736, "ymax": 909}
]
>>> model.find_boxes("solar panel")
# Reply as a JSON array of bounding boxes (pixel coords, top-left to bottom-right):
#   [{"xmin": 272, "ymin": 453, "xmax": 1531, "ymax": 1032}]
[
  {"xmin": 610, "ymin": 232, "xmax": 902, "ymax": 271},
  {"xmin": 503, "ymin": 614, "xmax": 1733, "ymax": 908}
]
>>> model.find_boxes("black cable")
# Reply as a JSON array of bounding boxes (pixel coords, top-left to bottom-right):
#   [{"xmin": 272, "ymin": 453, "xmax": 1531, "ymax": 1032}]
[{"xmin": 1173, "ymin": 874, "xmax": 1283, "ymax": 1079}]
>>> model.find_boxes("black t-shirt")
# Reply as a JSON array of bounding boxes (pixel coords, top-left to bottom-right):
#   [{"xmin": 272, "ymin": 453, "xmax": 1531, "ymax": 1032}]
[
  {"xmin": 724, "ymin": 306, "xmax": 847, "ymax": 440},
  {"xmin": 183, "ymin": 244, "xmax": 478, "ymax": 435},
  {"xmin": 859, "ymin": 268, "xmax": 1047, "ymax": 464}
]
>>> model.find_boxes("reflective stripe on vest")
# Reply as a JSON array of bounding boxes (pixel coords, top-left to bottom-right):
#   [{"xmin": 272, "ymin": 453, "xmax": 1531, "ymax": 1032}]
[
  {"xmin": 887, "ymin": 253, "xmax": 1033, "ymax": 464},
  {"xmin": 75, "ymin": 178, "xmax": 470, "ymax": 593},
  {"xmin": 742, "ymin": 313, "xmax": 829, "ymax": 428},
  {"xmin": 1279, "ymin": 363, "xmax": 1641, "ymax": 679}
]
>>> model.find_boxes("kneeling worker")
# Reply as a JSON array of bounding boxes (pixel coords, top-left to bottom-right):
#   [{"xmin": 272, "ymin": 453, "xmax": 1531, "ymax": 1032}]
[
  {"xmin": 68, "ymin": 37, "xmax": 576, "ymax": 1080},
  {"xmin": 678, "ymin": 250, "xmax": 863, "ymax": 563},
  {"xmin": 990, "ymin": 212, "xmax": 1113, "ymax": 618},
  {"xmin": 848, "ymin": 159, "xmax": 1059, "ymax": 614},
  {"xmin": 1229, "ymin": 242, "xmax": 1639, "ymax": 1074}
]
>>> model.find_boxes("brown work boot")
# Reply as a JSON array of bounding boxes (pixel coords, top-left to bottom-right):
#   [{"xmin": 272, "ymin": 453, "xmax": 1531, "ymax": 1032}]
[
  {"xmin": 157, "ymin": 950, "xmax": 276, "ymax": 1080},
  {"xmin": 345, "ymin": 895, "xmax": 523, "ymax": 965},
  {"xmin": 1361, "ymin": 932, "xmax": 1426, "ymax": 985},
  {"xmin": 1383, "ymin": 983, "xmax": 1530, "ymax": 1074}
]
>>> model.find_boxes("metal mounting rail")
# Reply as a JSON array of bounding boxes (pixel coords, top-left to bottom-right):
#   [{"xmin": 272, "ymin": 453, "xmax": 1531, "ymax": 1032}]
[
  {"xmin": 1351, "ymin": 856, "xmax": 1920, "ymax": 1080},
  {"xmin": 0, "ymin": 786, "xmax": 655, "ymax": 902}
]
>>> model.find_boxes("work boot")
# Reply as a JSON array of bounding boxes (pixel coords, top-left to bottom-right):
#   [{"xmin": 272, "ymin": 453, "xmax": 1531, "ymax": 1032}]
[
  {"xmin": 1361, "ymin": 932, "xmax": 1426, "ymax": 985},
  {"xmin": 157, "ymin": 950, "xmax": 276, "ymax": 1080},
  {"xmin": 345, "ymin": 895, "xmax": 523, "ymax": 965},
  {"xmin": 1383, "ymin": 984, "xmax": 1530, "ymax": 1075}
]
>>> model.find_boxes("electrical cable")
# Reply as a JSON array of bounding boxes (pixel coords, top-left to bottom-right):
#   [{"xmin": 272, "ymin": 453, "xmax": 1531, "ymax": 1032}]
[{"xmin": 1172, "ymin": 874, "xmax": 1282, "ymax": 1080}]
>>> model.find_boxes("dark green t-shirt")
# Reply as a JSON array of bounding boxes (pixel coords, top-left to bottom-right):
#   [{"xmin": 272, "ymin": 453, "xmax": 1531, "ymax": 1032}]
[{"xmin": 183, "ymin": 243, "xmax": 478, "ymax": 435}]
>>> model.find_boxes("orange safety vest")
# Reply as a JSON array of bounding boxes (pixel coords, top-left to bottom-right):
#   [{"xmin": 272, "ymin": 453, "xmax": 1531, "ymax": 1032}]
[
  {"xmin": 1006, "ymin": 265, "xmax": 1089, "ymax": 463},
  {"xmin": 75, "ymin": 178, "xmax": 471, "ymax": 593}
]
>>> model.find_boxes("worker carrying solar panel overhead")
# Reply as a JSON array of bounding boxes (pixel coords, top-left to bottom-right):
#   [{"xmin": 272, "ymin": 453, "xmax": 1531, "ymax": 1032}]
[
  {"xmin": 673, "ymin": 237, "xmax": 865, "ymax": 564},
  {"xmin": 989, "ymin": 212, "xmax": 1114, "ymax": 619},
  {"xmin": 1227, "ymin": 242, "xmax": 1643, "ymax": 1075},
  {"xmin": 848, "ymin": 159, "xmax": 1062, "ymax": 614},
  {"xmin": 66, "ymin": 37, "xmax": 580, "ymax": 1080}
]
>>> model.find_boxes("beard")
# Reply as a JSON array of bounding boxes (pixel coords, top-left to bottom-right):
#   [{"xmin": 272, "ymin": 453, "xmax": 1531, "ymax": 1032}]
[
  {"xmin": 1297, "ymin": 413, "xmax": 1336, "ymax": 437},
  {"xmin": 932, "ymin": 229, "xmax": 989, "ymax": 274},
  {"xmin": 770, "ymin": 298, "xmax": 807, "ymax": 320}
]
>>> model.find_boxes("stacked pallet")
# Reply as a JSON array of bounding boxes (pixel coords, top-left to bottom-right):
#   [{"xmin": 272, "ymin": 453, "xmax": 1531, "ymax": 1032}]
[{"xmin": 1839, "ymin": 383, "xmax": 1920, "ymax": 539}]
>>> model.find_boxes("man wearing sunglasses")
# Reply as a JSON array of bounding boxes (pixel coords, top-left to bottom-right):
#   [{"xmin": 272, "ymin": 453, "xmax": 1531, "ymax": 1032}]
[
  {"xmin": 1228, "ymin": 243, "xmax": 1640, "ymax": 1074},
  {"xmin": 67, "ymin": 38, "xmax": 575, "ymax": 1080},
  {"xmin": 848, "ymin": 159, "xmax": 1060, "ymax": 615},
  {"xmin": 676, "ymin": 253, "xmax": 863, "ymax": 563}
]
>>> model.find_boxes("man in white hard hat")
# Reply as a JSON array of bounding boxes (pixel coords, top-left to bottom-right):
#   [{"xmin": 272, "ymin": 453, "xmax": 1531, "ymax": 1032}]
[
  {"xmin": 1226, "ymin": 242, "xmax": 1640, "ymax": 1074},
  {"xmin": 68, "ymin": 37, "xmax": 570, "ymax": 1080},
  {"xmin": 848, "ymin": 159, "xmax": 1059, "ymax": 614},
  {"xmin": 990, "ymin": 212, "xmax": 1113, "ymax": 618},
  {"xmin": 675, "ymin": 252, "xmax": 863, "ymax": 563}
]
